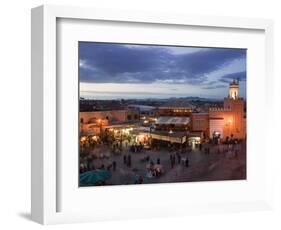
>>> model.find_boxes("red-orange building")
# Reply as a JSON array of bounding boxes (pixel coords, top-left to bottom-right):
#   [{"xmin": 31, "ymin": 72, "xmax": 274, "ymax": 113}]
[
  {"xmin": 191, "ymin": 113, "xmax": 209, "ymax": 138},
  {"xmin": 208, "ymin": 80, "xmax": 246, "ymax": 140}
]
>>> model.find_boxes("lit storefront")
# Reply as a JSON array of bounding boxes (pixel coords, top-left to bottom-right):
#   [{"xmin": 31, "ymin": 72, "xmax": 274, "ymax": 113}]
[{"xmin": 131, "ymin": 129, "xmax": 187, "ymax": 146}]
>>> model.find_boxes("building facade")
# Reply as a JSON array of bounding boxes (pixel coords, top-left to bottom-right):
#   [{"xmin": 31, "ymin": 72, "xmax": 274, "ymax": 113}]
[
  {"xmin": 80, "ymin": 108, "xmax": 139, "ymax": 125},
  {"xmin": 208, "ymin": 80, "xmax": 246, "ymax": 140},
  {"xmin": 79, "ymin": 80, "xmax": 246, "ymax": 144},
  {"xmin": 80, "ymin": 108, "xmax": 139, "ymax": 135}
]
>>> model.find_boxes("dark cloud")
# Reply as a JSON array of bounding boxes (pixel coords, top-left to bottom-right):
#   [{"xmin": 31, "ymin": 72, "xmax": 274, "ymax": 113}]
[
  {"xmin": 177, "ymin": 49, "xmax": 246, "ymax": 76},
  {"xmin": 219, "ymin": 71, "xmax": 246, "ymax": 83},
  {"xmin": 79, "ymin": 43, "xmax": 170, "ymax": 83},
  {"xmin": 202, "ymin": 84, "xmax": 227, "ymax": 90},
  {"xmin": 79, "ymin": 42, "xmax": 246, "ymax": 85},
  {"xmin": 80, "ymin": 43, "xmax": 165, "ymax": 74}
]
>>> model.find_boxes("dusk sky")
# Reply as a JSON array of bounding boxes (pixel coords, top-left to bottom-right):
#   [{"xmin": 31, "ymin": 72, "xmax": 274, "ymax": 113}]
[{"xmin": 79, "ymin": 42, "xmax": 246, "ymax": 100}]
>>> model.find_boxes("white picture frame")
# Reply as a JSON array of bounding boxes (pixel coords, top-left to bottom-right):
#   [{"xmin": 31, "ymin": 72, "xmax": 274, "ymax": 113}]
[{"xmin": 31, "ymin": 5, "xmax": 274, "ymax": 225}]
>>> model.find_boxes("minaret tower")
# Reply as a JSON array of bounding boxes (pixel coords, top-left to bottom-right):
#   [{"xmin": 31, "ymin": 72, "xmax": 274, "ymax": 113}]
[{"xmin": 228, "ymin": 79, "xmax": 239, "ymax": 100}]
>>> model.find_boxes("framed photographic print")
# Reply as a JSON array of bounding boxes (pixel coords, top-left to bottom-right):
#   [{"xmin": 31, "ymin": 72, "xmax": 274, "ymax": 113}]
[
  {"xmin": 31, "ymin": 5, "xmax": 274, "ymax": 224},
  {"xmin": 78, "ymin": 42, "xmax": 247, "ymax": 186}
]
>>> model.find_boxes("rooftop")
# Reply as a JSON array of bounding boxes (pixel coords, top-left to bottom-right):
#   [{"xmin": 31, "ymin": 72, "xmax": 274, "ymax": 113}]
[
  {"xmin": 159, "ymin": 100, "xmax": 194, "ymax": 109},
  {"xmin": 155, "ymin": 116, "xmax": 190, "ymax": 125},
  {"xmin": 128, "ymin": 104, "xmax": 156, "ymax": 111}
]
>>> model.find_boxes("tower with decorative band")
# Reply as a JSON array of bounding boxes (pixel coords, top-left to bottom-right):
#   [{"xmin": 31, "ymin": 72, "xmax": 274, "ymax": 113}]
[{"xmin": 228, "ymin": 79, "xmax": 239, "ymax": 99}]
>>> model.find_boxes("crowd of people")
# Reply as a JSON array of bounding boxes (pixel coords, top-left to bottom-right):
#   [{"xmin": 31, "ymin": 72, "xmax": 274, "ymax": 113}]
[
  {"xmin": 169, "ymin": 152, "xmax": 189, "ymax": 168},
  {"xmin": 130, "ymin": 143, "xmax": 144, "ymax": 153},
  {"xmin": 80, "ymin": 130, "xmax": 243, "ymax": 186},
  {"xmin": 202, "ymin": 140, "xmax": 241, "ymax": 159},
  {"xmin": 79, "ymin": 155, "xmax": 117, "ymax": 174}
]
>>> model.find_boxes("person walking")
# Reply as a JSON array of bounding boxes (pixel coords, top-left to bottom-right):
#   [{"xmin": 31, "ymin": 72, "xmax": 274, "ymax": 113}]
[
  {"xmin": 185, "ymin": 157, "xmax": 189, "ymax": 167},
  {"xmin": 112, "ymin": 161, "xmax": 116, "ymax": 171},
  {"xmin": 170, "ymin": 157, "xmax": 174, "ymax": 169},
  {"xmin": 199, "ymin": 143, "xmax": 202, "ymax": 151},
  {"xmin": 171, "ymin": 154, "xmax": 175, "ymax": 168},
  {"xmin": 127, "ymin": 155, "xmax": 131, "ymax": 167},
  {"xmin": 139, "ymin": 175, "xmax": 144, "ymax": 184},
  {"xmin": 177, "ymin": 154, "xmax": 181, "ymax": 164},
  {"xmin": 146, "ymin": 155, "xmax": 150, "ymax": 162},
  {"xmin": 134, "ymin": 174, "xmax": 139, "ymax": 184},
  {"xmin": 234, "ymin": 149, "xmax": 238, "ymax": 158}
]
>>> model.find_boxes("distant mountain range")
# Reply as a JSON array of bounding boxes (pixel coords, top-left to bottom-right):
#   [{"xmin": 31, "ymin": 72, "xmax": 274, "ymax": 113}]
[
  {"xmin": 129, "ymin": 96, "xmax": 223, "ymax": 102},
  {"xmin": 80, "ymin": 96, "xmax": 223, "ymax": 102},
  {"xmin": 167, "ymin": 96, "xmax": 222, "ymax": 102}
]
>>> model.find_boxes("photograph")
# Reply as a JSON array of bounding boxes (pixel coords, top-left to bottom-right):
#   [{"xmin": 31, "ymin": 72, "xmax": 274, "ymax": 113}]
[{"xmin": 78, "ymin": 42, "xmax": 247, "ymax": 187}]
